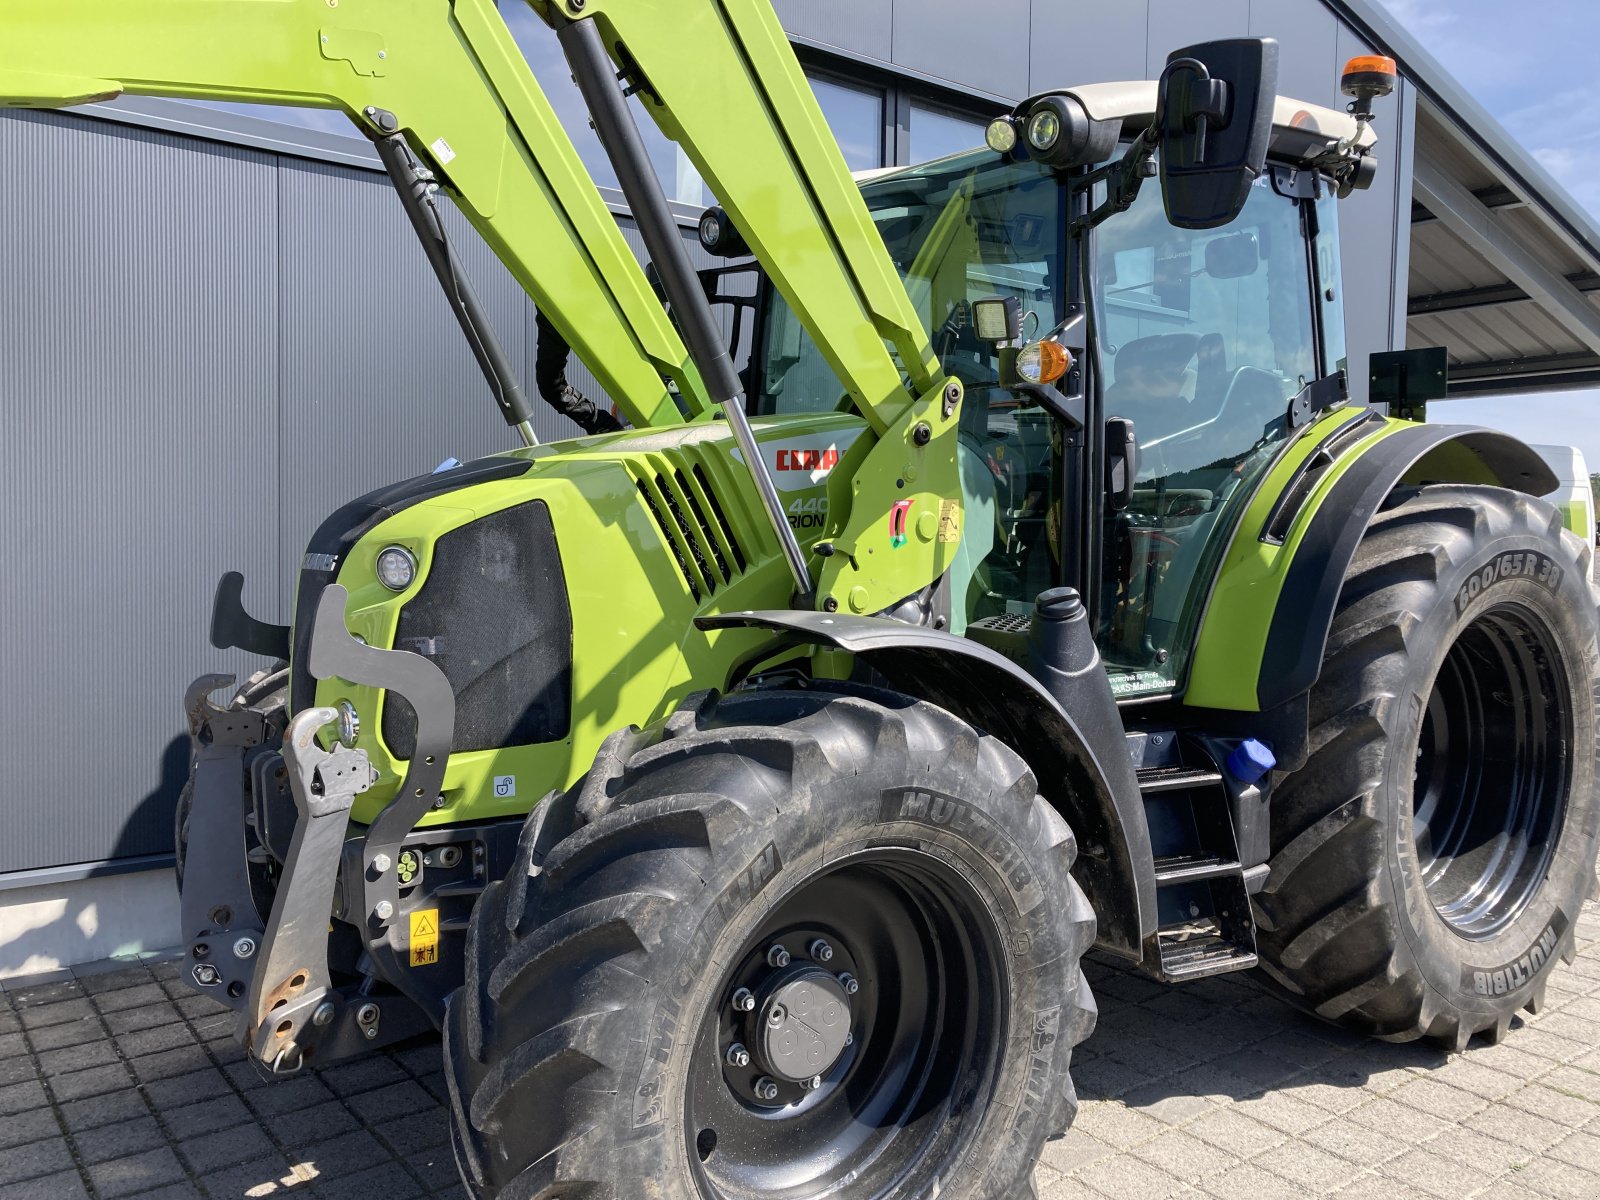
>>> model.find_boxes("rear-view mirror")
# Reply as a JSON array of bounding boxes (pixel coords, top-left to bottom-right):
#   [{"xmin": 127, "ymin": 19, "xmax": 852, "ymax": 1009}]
[
  {"xmin": 1157, "ymin": 38, "xmax": 1279, "ymax": 230},
  {"xmin": 1204, "ymin": 230, "xmax": 1260, "ymax": 279}
]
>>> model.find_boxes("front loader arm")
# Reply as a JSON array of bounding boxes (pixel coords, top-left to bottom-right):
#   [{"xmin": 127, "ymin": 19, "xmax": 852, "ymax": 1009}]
[
  {"xmin": 541, "ymin": 0, "xmax": 963, "ymax": 613},
  {"xmin": 542, "ymin": 0, "xmax": 943, "ymax": 436},
  {"xmin": 0, "ymin": 0, "xmax": 711, "ymax": 428}
]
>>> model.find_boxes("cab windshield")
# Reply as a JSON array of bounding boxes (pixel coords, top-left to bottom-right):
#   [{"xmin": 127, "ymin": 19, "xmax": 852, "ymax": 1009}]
[
  {"xmin": 756, "ymin": 150, "xmax": 1066, "ymax": 412},
  {"xmin": 752, "ymin": 148, "xmax": 1337, "ymax": 698}
]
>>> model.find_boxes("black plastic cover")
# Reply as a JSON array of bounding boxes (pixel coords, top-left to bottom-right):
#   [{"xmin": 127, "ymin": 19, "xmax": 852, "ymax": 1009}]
[
  {"xmin": 382, "ymin": 500, "xmax": 571, "ymax": 758},
  {"xmin": 1158, "ymin": 38, "xmax": 1280, "ymax": 229}
]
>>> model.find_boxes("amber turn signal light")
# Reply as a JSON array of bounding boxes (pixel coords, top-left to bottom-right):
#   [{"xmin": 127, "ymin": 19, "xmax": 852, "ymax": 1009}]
[{"xmin": 1017, "ymin": 339, "xmax": 1071, "ymax": 386}]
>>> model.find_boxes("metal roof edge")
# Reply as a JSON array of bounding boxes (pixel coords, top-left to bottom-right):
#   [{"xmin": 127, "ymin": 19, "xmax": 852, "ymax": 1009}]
[
  {"xmin": 1325, "ymin": 0, "xmax": 1600, "ymax": 271},
  {"xmin": 25, "ymin": 95, "xmax": 684, "ymax": 225},
  {"xmin": 81, "ymin": 95, "xmax": 385, "ymax": 171}
]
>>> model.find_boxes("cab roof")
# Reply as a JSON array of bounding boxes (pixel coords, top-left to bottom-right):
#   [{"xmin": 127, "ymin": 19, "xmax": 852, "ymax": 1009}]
[{"xmin": 1060, "ymin": 81, "xmax": 1375, "ymax": 165}]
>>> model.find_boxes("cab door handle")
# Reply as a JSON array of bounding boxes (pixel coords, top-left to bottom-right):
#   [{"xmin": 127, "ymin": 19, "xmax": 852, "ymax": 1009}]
[{"xmin": 1106, "ymin": 418, "xmax": 1138, "ymax": 511}]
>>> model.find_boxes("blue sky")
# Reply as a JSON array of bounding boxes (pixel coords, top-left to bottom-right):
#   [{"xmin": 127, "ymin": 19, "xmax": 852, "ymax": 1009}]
[{"xmin": 1378, "ymin": 0, "xmax": 1600, "ymax": 469}]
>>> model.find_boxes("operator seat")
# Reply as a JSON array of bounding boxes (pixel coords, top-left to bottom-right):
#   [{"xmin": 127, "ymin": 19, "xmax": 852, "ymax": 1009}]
[{"xmin": 1104, "ymin": 332, "xmax": 1200, "ymax": 445}]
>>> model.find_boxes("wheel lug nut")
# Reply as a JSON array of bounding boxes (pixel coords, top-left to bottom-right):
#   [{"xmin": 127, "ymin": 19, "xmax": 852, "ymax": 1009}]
[
  {"xmin": 754, "ymin": 1076, "xmax": 779, "ymax": 1102},
  {"xmin": 767, "ymin": 944, "xmax": 790, "ymax": 968},
  {"xmin": 844, "ymin": 1032, "xmax": 854, "ymax": 1046},
  {"xmin": 725, "ymin": 1042, "xmax": 750, "ymax": 1068},
  {"xmin": 809, "ymin": 939, "xmax": 834, "ymax": 962},
  {"xmin": 838, "ymin": 972, "xmax": 859, "ymax": 995},
  {"xmin": 803, "ymin": 1075, "xmax": 822, "ymax": 1091},
  {"xmin": 767, "ymin": 1004, "xmax": 786, "ymax": 1028},
  {"xmin": 731, "ymin": 988, "xmax": 755, "ymax": 1012}
]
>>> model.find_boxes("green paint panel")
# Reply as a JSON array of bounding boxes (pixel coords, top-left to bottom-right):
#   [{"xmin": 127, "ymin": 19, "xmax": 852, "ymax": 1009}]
[
  {"xmin": 314, "ymin": 413, "xmax": 873, "ymax": 825},
  {"xmin": 1183, "ymin": 410, "xmax": 1407, "ymax": 712}
]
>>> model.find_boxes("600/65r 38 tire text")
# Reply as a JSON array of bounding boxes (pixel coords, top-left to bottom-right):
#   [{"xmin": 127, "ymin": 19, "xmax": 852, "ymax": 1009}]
[
  {"xmin": 444, "ymin": 685, "xmax": 1097, "ymax": 1200},
  {"xmin": 1256, "ymin": 486, "xmax": 1600, "ymax": 1047}
]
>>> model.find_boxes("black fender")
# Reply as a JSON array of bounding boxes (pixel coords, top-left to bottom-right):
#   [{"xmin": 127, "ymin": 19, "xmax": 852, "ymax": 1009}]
[
  {"xmin": 697, "ymin": 610, "xmax": 1157, "ymax": 959},
  {"xmin": 1258, "ymin": 424, "xmax": 1559, "ymax": 713}
]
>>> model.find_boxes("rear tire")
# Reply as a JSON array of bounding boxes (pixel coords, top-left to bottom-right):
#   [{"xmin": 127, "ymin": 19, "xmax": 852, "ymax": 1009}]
[
  {"xmin": 1255, "ymin": 486, "xmax": 1600, "ymax": 1047},
  {"xmin": 444, "ymin": 685, "xmax": 1097, "ymax": 1200}
]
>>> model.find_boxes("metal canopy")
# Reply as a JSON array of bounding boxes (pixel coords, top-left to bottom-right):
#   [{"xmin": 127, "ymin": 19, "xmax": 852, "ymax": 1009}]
[{"xmin": 1332, "ymin": 1, "xmax": 1600, "ymax": 397}]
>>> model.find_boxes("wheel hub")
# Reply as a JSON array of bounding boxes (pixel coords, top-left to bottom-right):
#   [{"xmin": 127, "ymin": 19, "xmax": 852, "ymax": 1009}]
[
  {"xmin": 689, "ymin": 852, "xmax": 1011, "ymax": 1198},
  {"xmin": 754, "ymin": 967, "xmax": 851, "ymax": 1083}
]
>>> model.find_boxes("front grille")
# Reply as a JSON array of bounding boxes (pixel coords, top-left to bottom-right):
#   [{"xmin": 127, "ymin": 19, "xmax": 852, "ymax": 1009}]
[
  {"xmin": 635, "ymin": 464, "xmax": 746, "ymax": 601},
  {"xmin": 381, "ymin": 500, "xmax": 572, "ymax": 759}
]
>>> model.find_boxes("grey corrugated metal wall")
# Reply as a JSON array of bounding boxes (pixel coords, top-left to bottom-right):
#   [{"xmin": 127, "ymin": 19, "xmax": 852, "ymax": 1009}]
[
  {"xmin": 2, "ymin": 112, "xmax": 283, "ymax": 874},
  {"xmin": 0, "ymin": 108, "xmax": 632, "ymax": 874},
  {"xmin": 0, "ymin": 0, "xmax": 1406, "ymax": 876}
]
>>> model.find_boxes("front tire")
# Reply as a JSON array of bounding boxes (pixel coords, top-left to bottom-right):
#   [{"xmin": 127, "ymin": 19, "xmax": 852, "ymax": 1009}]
[
  {"xmin": 445, "ymin": 685, "xmax": 1096, "ymax": 1200},
  {"xmin": 1256, "ymin": 486, "xmax": 1600, "ymax": 1047}
]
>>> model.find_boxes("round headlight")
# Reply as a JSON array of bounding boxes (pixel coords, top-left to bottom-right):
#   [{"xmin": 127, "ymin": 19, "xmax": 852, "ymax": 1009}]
[
  {"xmin": 1026, "ymin": 108, "xmax": 1061, "ymax": 151},
  {"xmin": 375, "ymin": 545, "xmax": 417, "ymax": 591},
  {"xmin": 698, "ymin": 211, "xmax": 721, "ymax": 250},
  {"xmin": 336, "ymin": 700, "xmax": 361, "ymax": 747},
  {"xmin": 985, "ymin": 117, "xmax": 1018, "ymax": 154}
]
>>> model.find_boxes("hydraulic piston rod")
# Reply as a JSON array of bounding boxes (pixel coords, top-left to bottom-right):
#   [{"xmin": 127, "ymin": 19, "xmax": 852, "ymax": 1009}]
[
  {"xmin": 558, "ymin": 17, "xmax": 813, "ymax": 599},
  {"xmin": 372, "ymin": 123, "xmax": 538, "ymax": 446}
]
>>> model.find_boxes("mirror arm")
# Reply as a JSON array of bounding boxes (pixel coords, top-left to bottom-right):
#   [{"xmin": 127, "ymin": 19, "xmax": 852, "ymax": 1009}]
[
  {"xmin": 1286, "ymin": 369, "xmax": 1349, "ymax": 430},
  {"xmin": 1075, "ymin": 127, "xmax": 1159, "ymax": 233}
]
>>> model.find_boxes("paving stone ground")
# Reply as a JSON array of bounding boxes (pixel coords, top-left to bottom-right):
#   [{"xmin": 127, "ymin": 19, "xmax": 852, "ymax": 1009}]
[{"xmin": 1, "ymin": 901, "xmax": 1596, "ymax": 1199}]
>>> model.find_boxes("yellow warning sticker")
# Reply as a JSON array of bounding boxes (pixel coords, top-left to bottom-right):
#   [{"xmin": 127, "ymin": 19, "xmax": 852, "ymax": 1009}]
[
  {"xmin": 409, "ymin": 908, "xmax": 440, "ymax": 968},
  {"xmin": 937, "ymin": 498, "xmax": 962, "ymax": 544}
]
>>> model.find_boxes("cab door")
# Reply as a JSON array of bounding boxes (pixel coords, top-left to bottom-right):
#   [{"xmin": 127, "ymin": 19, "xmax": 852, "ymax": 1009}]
[{"xmin": 1089, "ymin": 170, "xmax": 1329, "ymax": 698}]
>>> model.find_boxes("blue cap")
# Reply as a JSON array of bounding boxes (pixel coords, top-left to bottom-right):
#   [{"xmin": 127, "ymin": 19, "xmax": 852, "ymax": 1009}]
[{"xmin": 1226, "ymin": 738, "xmax": 1276, "ymax": 785}]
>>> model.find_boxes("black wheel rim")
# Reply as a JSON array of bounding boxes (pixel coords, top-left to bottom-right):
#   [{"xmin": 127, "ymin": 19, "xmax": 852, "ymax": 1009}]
[
  {"xmin": 1412, "ymin": 601, "xmax": 1572, "ymax": 940},
  {"xmin": 685, "ymin": 848, "xmax": 1007, "ymax": 1199}
]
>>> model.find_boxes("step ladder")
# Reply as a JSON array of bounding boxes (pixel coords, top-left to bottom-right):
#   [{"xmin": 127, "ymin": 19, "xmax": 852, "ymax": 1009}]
[{"xmin": 1138, "ymin": 761, "xmax": 1259, "ymax": 982}]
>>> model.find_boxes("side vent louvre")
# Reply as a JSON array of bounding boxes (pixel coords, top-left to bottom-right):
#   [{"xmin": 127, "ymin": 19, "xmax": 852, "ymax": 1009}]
[
  {"xmin": 637, "ymin": 464, "xmax": 746, "ymax": 600},
  {"xmin": 1260, "ymin": 410, "xmax": 1385, "ymax": 546},
  {"xmin": 695, "ymin": 464, "xmax": 746, "ymax": 573}
]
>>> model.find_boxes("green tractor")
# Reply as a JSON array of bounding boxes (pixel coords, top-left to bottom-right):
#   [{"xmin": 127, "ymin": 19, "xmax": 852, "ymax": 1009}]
[{"xmin": 7, "ymin": 2, "xmax": 1598, "ymax": 1197}]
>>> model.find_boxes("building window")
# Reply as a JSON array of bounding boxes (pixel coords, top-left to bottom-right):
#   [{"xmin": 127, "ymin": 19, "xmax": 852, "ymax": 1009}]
[
  {"xmin": 808, "ymin": 75, "xmax": 886, "ymax": 171},
  {"xmin": 908, "ymin": 101, "xmax": 990, "ymax": 164}
]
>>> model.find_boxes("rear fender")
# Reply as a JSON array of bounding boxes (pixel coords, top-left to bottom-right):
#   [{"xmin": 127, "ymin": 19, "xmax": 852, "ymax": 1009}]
[
  {"xmin": 1186, "ymin": 418, "xmax": 1560, "ymax": 744},
  {"xmin": 697, "ymin": 610, "xmax": 1157, "ymax": 959},
  {"xmin": 1257, "ymin": 424, "xmax": 1556, "ymax": 712}
]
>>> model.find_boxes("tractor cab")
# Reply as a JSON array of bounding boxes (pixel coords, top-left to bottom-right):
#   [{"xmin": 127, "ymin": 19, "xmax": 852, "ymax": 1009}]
[{"xmin": 747, "ymin": 51, "xmax": 1382, "ymax": 701}]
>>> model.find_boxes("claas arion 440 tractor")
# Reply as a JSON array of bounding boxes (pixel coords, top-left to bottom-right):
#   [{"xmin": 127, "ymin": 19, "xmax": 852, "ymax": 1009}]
[{"xmin": 5, "ymin": 3, "xmax": 1597, "ymax": 1197}]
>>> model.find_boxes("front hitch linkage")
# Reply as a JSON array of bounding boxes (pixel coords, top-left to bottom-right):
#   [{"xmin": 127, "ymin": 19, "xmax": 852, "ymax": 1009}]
[{"xmin": 244, "ymin": 707, "xmax": 375, "ymax": 1073}]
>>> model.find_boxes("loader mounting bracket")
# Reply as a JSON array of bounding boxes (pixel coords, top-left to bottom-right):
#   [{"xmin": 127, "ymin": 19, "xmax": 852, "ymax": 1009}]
[
  {"xmin": 245, "ymin": 706, "xmax": 387, "ymax": 1073},
  {"xmin": 178, "ymin": 674, "xmax": 271, "ymax": 1009},
  {"xmin": 209, "ymin": 571, "xmax": 291, "ymax": 661}
]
